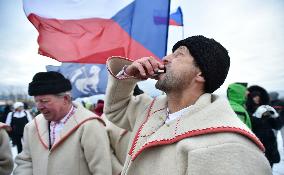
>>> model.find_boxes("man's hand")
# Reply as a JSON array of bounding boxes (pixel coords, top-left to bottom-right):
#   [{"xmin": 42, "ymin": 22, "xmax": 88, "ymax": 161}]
[{"xmin": 124, "ymin": 57, "xmax": 165, "ymax": 79}]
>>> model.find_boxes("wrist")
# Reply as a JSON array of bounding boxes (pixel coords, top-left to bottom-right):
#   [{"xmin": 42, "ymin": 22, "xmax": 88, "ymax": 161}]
[{"xmin": 122, "ymin": 65, "xmax": 131, "ymax": 76}]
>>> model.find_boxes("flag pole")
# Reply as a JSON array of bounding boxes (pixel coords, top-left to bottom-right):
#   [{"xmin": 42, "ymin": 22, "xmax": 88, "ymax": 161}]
[
  {"xmin": 180, "ymin": 7, "xmax": 184, "ymax": 39},
  {"xmin": 165, "ymin": 0, "xmax": 171, "ymax": 57}
]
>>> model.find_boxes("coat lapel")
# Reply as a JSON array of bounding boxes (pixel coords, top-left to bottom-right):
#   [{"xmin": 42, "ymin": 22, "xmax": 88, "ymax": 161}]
[
  {"xmin": 51, "ymin": 104, "xmax": 84, "ymax": 150},
  {"xmin": 129, "ymin": 94, "xmax": 264, "ymax": 160},
  {"xmin": 51, "ymin": 103, "xmax": 104, "ymax": 151},
  {"xmin": 34, "ymin": 115, "xmax": 49, "ymax": 149},
  {"xmin": 34, "ymin": 103, "xmax": 103, "ymax": 151}
]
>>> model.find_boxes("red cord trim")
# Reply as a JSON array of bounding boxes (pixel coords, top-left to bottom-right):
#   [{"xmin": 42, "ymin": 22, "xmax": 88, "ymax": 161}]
[
  {"xmin": 106, "ymin": 56, "xmax": 135, "ymax": 80},
  {"xmin": 128, "ymin": 98, "xmax": 156, "ymax": 156},
  {"xmin": 131, "ymin": 126, "xmax": 265, "ymax": 160},
  {"xmin": 50, "ymin": 116, "xmax": 102, "ymax": 151},
  {"xmin": 35, "ymin": 118, "xmax": 49, "ymax": 150}
]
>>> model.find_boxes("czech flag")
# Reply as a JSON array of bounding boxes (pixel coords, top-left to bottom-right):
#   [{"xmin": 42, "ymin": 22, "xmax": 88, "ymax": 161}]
[
  {"xmin": 169, "ymin": 7, "xmax": 183, "ymax": 26},
  {"xmin": 23, "ymin": 0, "xmax": 170, "ymax": 64}
]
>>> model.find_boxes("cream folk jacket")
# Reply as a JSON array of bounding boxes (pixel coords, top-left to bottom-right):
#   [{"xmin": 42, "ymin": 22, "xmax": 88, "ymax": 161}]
[
  {"xmin": 104, "ymin": 57, "xmax": 272, "ymax": 175},
  {"xmin": 0, "ymin": 122, "xmax": 13, "ymax": 175},
  {"xmin": 102, "ymin": 115, "xmax": 132, "ymax": 175},
  {"xmin": 14, "ymin": 103, "xmax": 112, "ymax": 175}
]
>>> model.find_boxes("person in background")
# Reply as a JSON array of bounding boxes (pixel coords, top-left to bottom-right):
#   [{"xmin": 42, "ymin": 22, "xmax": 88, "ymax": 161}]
[
  {"xmin": 93, "ymin": 99, "xmax": 104, "ymax": 116},
  {"xmin": 14, "ymin": 71, "xmax": 112, "ymax": 175},
  {"xmin": 0, "ymin": 122, "xmax": 13, "ymax": 175},
  {"xmin": 252, "ymin": 105, "xmax": 283, "ymax": 168},
  {"xmin": 227, "ymin": 82, "xmax": 252, "ymax": 129},
  {"xmin": 1, "ymin": 104, "xmax": 12, "ymax": 123},
  {"xmin": 246, "ymin": 85, "xmax": 270, "ymax": 116},
  {"xmin": 5, "ymin": 101, "xmax": 33, "ymax": 153},
  {"xmin": 104, "ymin": 35, "xmax": 271, "ymax": 174},
  {"xmin": 269, "ymin": 91, "xmax": 284, "ymax": 151}
]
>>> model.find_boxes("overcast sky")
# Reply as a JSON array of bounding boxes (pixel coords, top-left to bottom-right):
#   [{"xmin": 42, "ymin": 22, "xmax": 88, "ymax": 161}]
[{"xmin": 0, "ymin": 0, "xmax": 284, "ymax": 97}]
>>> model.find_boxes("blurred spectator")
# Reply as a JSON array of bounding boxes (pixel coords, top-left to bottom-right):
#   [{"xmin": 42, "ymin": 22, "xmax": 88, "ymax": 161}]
[
  {"xmin": 246, "ymin": 85, "xmax": 270, "ymax": 116},
  {"xmin": 269, "ymin": 91, "xmax": 284, "ymax": 150},
  {"xmin": 93, "ymin": 99, "xmax": 104, "ymax": 116},
  {"xmin": 227, "ymin": 82, "xmax": 252, "ymax": 128},
  {"xmin": 252, "ymin": 105, "xmax": 283, "ymax": 168},
  {"xmin": 1, "ymin": 104, "xmax": 11, "ymax": 123},
  {"xmin": 0, "ymin": 122, "xmax": 13, "ymax": 175},
  {"xmin": 5, "ymin": 102, "xmax": 33, "ymax": 153}
]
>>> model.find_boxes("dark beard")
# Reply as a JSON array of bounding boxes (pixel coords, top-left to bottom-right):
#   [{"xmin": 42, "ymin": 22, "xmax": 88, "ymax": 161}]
[{"xmin": 155, "ymin": 72, "xmax": 183, "ymax": 93}]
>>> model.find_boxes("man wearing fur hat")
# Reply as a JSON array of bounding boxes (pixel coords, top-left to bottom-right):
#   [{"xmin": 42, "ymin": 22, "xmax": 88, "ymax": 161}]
[
  {"xmin": 104, "ymin": 35, "xmax": 271, "ymax": 174},
  {"xmin": 14, "ymin": 71, "xmax": 112, "ymax": 175}
]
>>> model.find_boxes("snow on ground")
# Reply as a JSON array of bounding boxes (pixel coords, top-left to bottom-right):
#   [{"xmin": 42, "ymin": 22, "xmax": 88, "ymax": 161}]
[{"xmin": 273, "ymin": 132, "xmax": 284, "ymax": 175}]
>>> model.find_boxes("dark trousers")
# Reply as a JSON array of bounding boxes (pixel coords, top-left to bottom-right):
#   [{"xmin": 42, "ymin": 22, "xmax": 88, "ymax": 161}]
[{"xmin": 13, "ymin": 135, "xmax": 23, "ymax": 153}]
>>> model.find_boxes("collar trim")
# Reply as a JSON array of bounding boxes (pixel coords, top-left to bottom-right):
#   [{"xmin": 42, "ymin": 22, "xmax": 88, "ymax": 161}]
[
  {"xmin": 128, "ymin": 99, "xmax": 265, "ymax": 161},
  {"xmin": 35, "ymin": 116, "xmax": 105, "ymax": 151},
  {"xmin": 131, "ymin": 126, "xmax": 265, "ymax": 160}
]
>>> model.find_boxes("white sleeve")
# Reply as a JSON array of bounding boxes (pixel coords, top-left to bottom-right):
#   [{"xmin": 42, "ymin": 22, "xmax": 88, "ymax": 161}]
[
  {"xmin": 25, "ymin": 111, "xmax": 33, "ymax": 121},
  {"xmin": 5, "ymin": 112, "xmax": 12, "ymax": 126}
]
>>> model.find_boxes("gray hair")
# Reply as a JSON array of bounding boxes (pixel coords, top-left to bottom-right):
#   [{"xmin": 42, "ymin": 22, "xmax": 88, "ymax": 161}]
[{"xmin": 54, "ymin": 91, "xmax": 72, "ymax": 101}]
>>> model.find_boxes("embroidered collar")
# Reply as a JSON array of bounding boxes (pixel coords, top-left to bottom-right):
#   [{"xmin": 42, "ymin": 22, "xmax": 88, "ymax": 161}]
[{"xmin": 50, "ymin": 105, "xmax": 75, "ymax": 126}]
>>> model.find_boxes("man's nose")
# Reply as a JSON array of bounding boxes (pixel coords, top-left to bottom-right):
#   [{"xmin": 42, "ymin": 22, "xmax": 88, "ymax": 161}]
[
  {"xmin": 36, "ymin": 102, "xmax": 44, "ymax": 110},
  {"xmin": 162, "ymin": 54, "xmax": 171, "ymax": 65}
]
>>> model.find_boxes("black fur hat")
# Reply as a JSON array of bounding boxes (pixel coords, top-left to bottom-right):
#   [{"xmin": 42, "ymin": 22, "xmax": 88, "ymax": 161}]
[
  {"xmin": 28, "ymin": 71, "xmax": 72, "ymax": 96},
  {"xmin": 172, "ymin": 35, "xmax": 230, "ymax": 93}
]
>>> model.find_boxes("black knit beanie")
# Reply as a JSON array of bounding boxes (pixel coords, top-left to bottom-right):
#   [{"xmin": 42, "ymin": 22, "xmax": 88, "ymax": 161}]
[
  {"xmin": 28, "ymin": 71, "xmax": 72, "ymax": 96},
  {"xmin": 172, "ymin": 35, "xmax": 230, "ymax": 93}
]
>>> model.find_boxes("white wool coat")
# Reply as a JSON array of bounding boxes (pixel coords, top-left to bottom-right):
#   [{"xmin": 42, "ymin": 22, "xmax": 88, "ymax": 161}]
[
  {"xmin": 14, "ymin": 103, "xmax": 112, "ymax": 175},
  {"xmin": 102, "ymin": 115, "xmax": 132, "ymax": 175},
  {"xmin": 104, "ymin": 57, "xmax": 272, "ymax": 175},
  {"xmin": 0, "ymin": 122, "xmax": 13, "ymax": 175}
]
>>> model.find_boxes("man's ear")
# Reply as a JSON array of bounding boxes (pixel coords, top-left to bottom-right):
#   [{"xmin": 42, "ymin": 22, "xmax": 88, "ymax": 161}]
[
  {"xmin": 63, "ymin": 94, "xmax": 72, "ymax": 104},
  {"xmin": 196, "ymin": 72, "xmax": 205, "ymax": 83}
]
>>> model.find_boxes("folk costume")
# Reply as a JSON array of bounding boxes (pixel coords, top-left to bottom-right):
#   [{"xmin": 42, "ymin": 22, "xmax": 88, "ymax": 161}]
[
  {"xmin": 104, "ymin": 56, "xmax": 271, "ymax": 175},
  {"xmin": 14, "ymin": 71, "xmax": 112, "ymax": 175},
  {"xmin": 0, "ymin": 122, "xmax": 13, "ymax": 175}
]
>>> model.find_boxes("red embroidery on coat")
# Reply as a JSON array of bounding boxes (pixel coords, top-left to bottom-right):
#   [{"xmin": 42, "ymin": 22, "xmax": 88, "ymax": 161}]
[
  {"xmin": 35, "ymin": 116, "xmax": 105, "ymax": 151},
  {"xmin": 131, "ymin": 126, "xmax": 265, "ymax": 161},
  {"xmin": 50, "ymin": 116, "xmax": 103, "ymax": 151},
  {"xmin": 34, "ymin": 118, "xmax": 49, "ymax": 150},
  {"xmin": 128, "ymin": 100, "xmax": 265, "ymax": 161},
  {"xmin": 152, "ymin": 108, "xmax": 166, "ymax": 114},
  {"xmin": 128, "ymin": 98, "xmax": 156, "ymax": 156},
  {"xmin": 174, "ymin": 119, "xmax": 181, "ymax": 135},
  {"xmin": 50, "ymin": 107, "xmax": 76, "ymax": 145},
  {"xmin": 106, "ymin": 56, "xmax": 135, "ymax": 80}
]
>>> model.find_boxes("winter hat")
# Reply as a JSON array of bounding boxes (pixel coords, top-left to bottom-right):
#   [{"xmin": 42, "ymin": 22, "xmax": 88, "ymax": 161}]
[
  {"xmin": 13, "ymin": 102, "xmax": 24, "ymax": 109},
  {"xmin": 269, "ymin": 91, "xmax": 279, "ymax": 101},
  {"xmin": 172, "ymin": 35, "xmax": 230, "ymax": 93},
  {"xmin": 28, "ymin": 71, "xmax": 72, "ymax": 96},
  {"xmin": 247, "ymin": 85, "xmax": 270, "ymax": 105}
]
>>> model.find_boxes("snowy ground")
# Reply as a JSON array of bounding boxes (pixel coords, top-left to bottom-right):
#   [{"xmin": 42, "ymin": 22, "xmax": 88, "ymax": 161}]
[
  {"xmin": 273, "ymin": 132, "xmax": 284, "ymax": 175},
  {"xmin": 11, "ymin": 133, "xmax": 284, "ymax": 174}
]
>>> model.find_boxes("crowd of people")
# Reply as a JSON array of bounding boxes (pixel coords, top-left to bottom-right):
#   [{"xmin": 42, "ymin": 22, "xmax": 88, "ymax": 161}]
[
  {"xmin": 0, "ymin": 35, "xmax": 283, "ymax": 175},
  {"xmin": 227, "ymin": 83, "xmax": 284, "ymax": 168}
]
